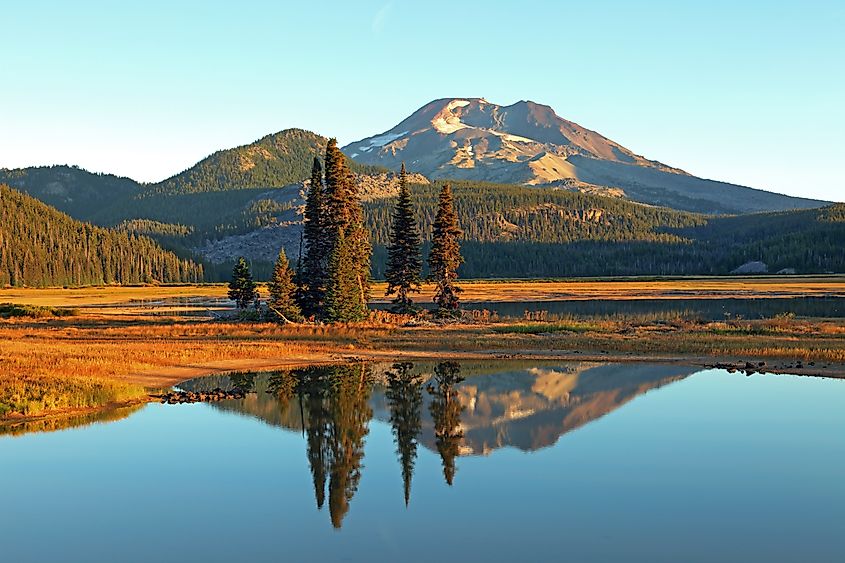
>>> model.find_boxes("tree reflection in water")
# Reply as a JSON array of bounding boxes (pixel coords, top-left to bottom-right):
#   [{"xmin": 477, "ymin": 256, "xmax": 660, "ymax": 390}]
[
  {"xmin": 427, "ymin": 361, "xmax": 465, "ymax": 486},
  {"xmin": 385, "ymin": 362, "xmax": 424, "ymax": 506},
  {"xmin": 268, "ymin": 364, "xmax": 373, "ymax": 528}
]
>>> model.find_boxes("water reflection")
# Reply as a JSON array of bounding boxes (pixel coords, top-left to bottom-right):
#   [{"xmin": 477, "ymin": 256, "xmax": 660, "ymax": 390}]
[
  {"xmin": 0, "ymin": 403, "xmax": 143, "ymax": 437},
  {"xmin": 385, "ymin": 362, "xmax": 424, "ymax": 505},
  {"xmin": 427, "ymin": 361, "xmax": 465, "ymax": 486},
  {"xmin": 180, "ymin": 360, "xmax": 697, "ymax": 527}
]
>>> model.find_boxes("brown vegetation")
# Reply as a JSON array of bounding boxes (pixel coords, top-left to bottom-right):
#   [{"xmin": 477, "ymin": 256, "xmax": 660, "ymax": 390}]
[{"xmin": 2, "ymin": 279, "xmax": 844, "ymax": 422}]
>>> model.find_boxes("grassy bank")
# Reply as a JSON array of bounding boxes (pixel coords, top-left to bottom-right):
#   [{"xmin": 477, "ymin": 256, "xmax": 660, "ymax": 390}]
[{"xmin": 2, "ymin": 278, "xmax": 844, "ymax": 421}]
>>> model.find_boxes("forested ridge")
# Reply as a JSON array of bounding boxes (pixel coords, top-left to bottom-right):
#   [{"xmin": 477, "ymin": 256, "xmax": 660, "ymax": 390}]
[
  {"xmin": 366, "ymin": 182, "xmax": 845, "ymax": 278},
  {"xmin": 147, "ymin": 129, "xmax": 386, "ymax": 195},
  {"xmin": 2, "ymin": 161, "xmax": 843, "ymax": 281},
  {"xmin": 0, "ymin": 184, "xmax": 203, "ymax": 287}
]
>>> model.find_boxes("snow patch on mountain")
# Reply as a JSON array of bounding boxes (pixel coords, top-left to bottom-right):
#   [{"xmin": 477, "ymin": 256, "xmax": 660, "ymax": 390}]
[{"xmin": 357, "ymin": 130, "xmax": 408, "ymax": 152}]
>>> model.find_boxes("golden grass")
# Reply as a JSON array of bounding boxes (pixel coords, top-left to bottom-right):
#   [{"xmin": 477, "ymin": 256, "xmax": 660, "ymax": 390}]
[
  {"xmin": 2, "ymin": 276, "xmax": 843, "ymax": 310},
  {"xmin": 2, "ymin": 277, "xmax": 845, "ymax": 420}
]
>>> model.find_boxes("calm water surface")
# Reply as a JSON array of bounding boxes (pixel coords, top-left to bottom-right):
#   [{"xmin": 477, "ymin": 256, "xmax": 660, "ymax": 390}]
[
  {"xmin": 2, "ymin": 361, "xmax": 843, "ymax": 562},
  {"xmin": 383, "ymin": 296, "xmax": 845, "ymax": 320}
]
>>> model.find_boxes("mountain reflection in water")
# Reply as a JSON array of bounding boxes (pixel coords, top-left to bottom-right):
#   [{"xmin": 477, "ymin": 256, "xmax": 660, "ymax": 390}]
[{"xmin": 179, "ymin": 360, "xmax": 696, "ymax": 528}]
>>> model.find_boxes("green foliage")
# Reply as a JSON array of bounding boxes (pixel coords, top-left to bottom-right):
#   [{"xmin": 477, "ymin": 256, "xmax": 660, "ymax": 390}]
[
  {"xmin": 324, "ymin": 230, "xmax": 367, "ymax": 322},
  {"xmin": 0, "ymin": 184, "xmax": 204, "ymax": 287},
  {"xmin": 146, "ymin": 129, "xmax": 386, "ymax": 195},
  {"xmin": 298, "ymin": 157, "xmax": 330, "ymax": 317},
  {"xmin": 150, "ymin": 129, "xmax": 327, "ymax": 194},
  {"xmin": 268, "ymin": 250, "xmax": 302, "ymax": 322},
  {"xmin": 227, "ymin": 257, "xmax": 258, "ymax": 309},
  {"xmin": 0, "ymin": 303, "xmax": 77, "ymax": 318},
  {"xmin": 0, "ymin": 165, "xmax": 140, "ymax": 222},
  {"xmin": 428, "ymin": 184, "xmax": 463, "ymax": 315},
  {"xmin": 385, "ymin": 164, "xmax": 423, "ymax": 312},
  {"xmin": 366, "ymin": 183, "xmax": 845, "ymax": 278},
  {"xmin": 319, "ymin": 140, "xmax": 371, "ymax": 322}
]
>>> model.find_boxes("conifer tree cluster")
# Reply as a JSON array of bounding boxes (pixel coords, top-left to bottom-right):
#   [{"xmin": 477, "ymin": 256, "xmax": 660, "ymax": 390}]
[
  {"xmin": 295, "ymin": 140, "xmax": 371, "ymax": 322},
  {"xmin": 261, "ymin": 150, "xmax": 465, "ymax": 323}
]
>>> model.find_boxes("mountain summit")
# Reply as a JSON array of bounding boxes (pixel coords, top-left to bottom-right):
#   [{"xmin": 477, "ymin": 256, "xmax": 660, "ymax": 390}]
[{"xmin": 344, "ymin": 98, "xmax": 826, "ymax": 214}]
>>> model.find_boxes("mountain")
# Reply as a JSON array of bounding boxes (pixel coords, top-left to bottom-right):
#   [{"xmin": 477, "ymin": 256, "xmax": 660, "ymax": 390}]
[
  {"xmin": 149, "ymin": 128, "xmax": 388, "ymax": 195},
  {"xmin": 0, "ymin": 165, "xmax": 141, "ymax": 222},
  {"xmin": 0, "ymin": 184, "xmax": 203, "ymax": 287},
  {"xmin": 3, "ymin": 165, "xmax": 842, "ymax": 280},
  {"xmin": 343, "ymin": 98, "xmax": 828, "ymax": 214},
  {"xmin": 2, "ymin": 119, "xmax": 841, "ymax": 280}
]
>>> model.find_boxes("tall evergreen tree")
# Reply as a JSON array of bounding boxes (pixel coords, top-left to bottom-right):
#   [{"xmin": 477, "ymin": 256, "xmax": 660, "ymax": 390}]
[
  {"xmin": 268, "ymin": 249, "xmax": 302, "ymax": 322},
  {"xmin": 322, "ymin": 139, "xmax": 371, "ymax": 321},
  {"xmin": 298, "ymin": 157, "xmax": 329, "ymax": 317},
  {"xmin": 323, "ymin": 139, "xmax": 358, "ymax": 237},
  {"xmin": 427, "ymin": 183, "xmax": 463, "ymax": 317},
  {"xmin": 324, "ymin": 229, "xmax": 367, "ymax": 322},
  {"xmin": 228, "ymin": 256, "xmax": 258, "ymax": 309},
  {"xmin": 384, "ymin": 163, "xmax": 423, "ymax": 313}
]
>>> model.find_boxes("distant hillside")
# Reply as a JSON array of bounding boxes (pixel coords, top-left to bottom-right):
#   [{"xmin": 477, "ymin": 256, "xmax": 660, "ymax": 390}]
[
  {"xmin": 363, "ymin": 181, "xmax": 845, "ymax": 278},
  {"xmin": 0, "ymin": 165, "xmax": 141, "ymax": 222},
  {"xmin": 149, "ymin": 128, "xmax": 387, "ymax": 195},
  {"xmin": 0, "ymin": 184, "xmax": 203, "ymax": 287},
  {"xmin": 344, "ymin": 98, "xmax": 829, "ymax": 214},
  {"xmin": 162, "ymin": 178, "xmax": 843, "ymax": 280}
]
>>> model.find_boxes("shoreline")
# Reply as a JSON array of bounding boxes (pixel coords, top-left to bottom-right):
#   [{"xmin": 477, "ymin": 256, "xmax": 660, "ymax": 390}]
[{"xmin": 4, "ymin": 350, "xmax": 842, "ymax": 430}]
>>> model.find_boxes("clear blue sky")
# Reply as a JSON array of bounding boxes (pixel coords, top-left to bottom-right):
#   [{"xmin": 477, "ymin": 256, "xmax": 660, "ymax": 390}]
[{"xmin": 1, "ymin": 0, "xmax": 842, "ymax": 201}]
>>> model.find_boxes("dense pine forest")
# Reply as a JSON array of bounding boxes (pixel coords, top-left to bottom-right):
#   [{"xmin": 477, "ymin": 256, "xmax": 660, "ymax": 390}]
[
  {"xmin": 367, "ymin": 182, "xmax": 845, "ymax": 278},
  {"xmin": 2, "ymin": 150, "xmax": 843, "ymax": 282},
  {"xmin": 0, "ymin": 184, "xmax": 203, "ymax": 287}
]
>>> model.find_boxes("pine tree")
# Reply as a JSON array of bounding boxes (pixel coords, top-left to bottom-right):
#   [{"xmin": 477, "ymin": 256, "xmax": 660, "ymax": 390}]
[
  {"xmin": 298, "ymin": 157, "xmax": 329, "ymax": 317},
  {"xmin": 384, "ymin": 163, "xmax": 422, "ymax": 313},
  {"xmin": 427, "ymin": 183, "xmax": 463, "ymax": 317},
  {"xmin": 228, "ymin": 256, "xmax": 257, "ymax": 309},
  {"xmin": 323, "ymin": 139, "xmax": 358, "ymax": 238},
  {"xmin": 324, "ymin": 229, "xmax": 367, "ymax": 322},
  {"xmin": 322, "ymin": 139, "xmax": 371, "ymax": 321},
  {"xmin": 268, "ymin": 249, "xmax": 302, "ymax": 322}
]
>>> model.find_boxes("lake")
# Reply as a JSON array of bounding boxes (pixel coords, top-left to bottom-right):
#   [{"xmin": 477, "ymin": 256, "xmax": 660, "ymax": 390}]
[
  {"xmin": 376, "ymin": 296, "xmax": 845, "ymax": 320},
  {"xmin": 2, "ymin": 361, "xmax": 843, "ymax": 562}
]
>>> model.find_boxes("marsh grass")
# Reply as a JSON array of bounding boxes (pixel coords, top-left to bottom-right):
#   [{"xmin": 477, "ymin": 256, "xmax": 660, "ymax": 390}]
[
  {"xmin": 0, "ymin": 374, "xmax": 143, "ymax": 417},
  {"xmin": 2, "ymin": 285, "xmax": 845, "ymax": 421},
  {"xmin": 0, "ymin": 303, "xmax": 77, "ymax": 318}
]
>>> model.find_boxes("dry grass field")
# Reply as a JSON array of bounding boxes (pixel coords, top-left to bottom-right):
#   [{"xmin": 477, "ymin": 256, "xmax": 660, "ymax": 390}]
[{"xmin": 2, "ymin": 276, "xmax": 844, "ymax": 422}]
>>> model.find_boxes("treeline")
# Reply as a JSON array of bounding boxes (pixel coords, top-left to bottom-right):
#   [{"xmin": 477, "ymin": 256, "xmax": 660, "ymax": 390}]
[
  {"xmin": 363, "ymin": 184, "xmax": 845, "ymax": 277},
  {"xmin": 0, "ymin": 184, "xmax": 204, "ymax": 287},
  {"xmin": 364, "ymin": 180, "xmax": 707, "ymax": 246}
]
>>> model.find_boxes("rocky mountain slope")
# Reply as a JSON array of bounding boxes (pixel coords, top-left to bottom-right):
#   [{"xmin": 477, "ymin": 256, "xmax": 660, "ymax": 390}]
[{"xmin": 344, "ymin": 98, "xmax": 828, "ymax": 214}]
